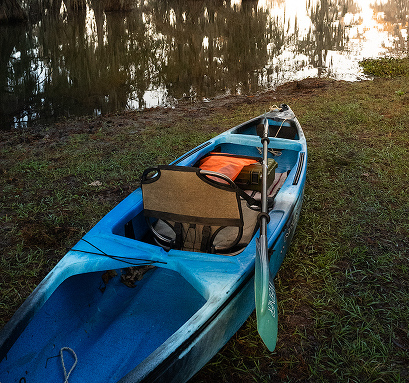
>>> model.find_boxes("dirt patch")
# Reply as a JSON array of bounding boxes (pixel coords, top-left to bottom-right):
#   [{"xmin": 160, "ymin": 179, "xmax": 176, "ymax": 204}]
[
  {"xmin": 1, "ymin": 78, "xmax": 334, "ymax": 139},
  {"xmin": 19, "ymin": 222, "xmax": 80, "ymax": 249}
]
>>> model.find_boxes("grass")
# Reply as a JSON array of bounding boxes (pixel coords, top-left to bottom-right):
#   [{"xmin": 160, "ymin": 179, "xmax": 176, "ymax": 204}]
[
  {"xmin": 193, "ymin": 78, "xmax": 409, "ymax": 382},
  {"xmin": 1, "ymin": 75, "xmax": 409, "ymax": 381}
]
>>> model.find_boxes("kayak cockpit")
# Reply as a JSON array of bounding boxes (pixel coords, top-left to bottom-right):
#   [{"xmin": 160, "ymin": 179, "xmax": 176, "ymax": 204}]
[
  {"xmin": 113, "ymin": 142, "xmax": 298, "ymax": 256},
  {"xmin": 231, "ymin": 116, "xmax": 300, "ymax": 140},
  {"xmin": 1, "ymin": 267, "xmax": 207, "ymax": 382}
]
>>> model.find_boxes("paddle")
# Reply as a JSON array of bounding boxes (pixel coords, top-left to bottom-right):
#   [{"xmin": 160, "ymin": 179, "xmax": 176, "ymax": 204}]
[{"xmin": 254, "ymin": 115, "xmax": 278, "ymax": 351}]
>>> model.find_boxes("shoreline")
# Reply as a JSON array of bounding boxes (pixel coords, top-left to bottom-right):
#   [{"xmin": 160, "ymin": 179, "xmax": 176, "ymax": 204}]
[{"xmin": 1, "ymin": 76, "xmax": 408, "ymax": 382}]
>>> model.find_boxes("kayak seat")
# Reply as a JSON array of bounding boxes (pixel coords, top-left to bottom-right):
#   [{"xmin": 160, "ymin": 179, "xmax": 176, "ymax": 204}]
[{"xmin": 141, "ymin": 165, "xmax": 260, "ymax": 254}]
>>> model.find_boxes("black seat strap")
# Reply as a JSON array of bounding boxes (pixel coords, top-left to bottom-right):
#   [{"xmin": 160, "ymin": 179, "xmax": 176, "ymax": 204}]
[
  {"xmin": 174, "ymin": 222, "xmax": 183, "ymax": 249},
  {"xmin": 200, "ymin": 225, "xmax": 212, "ymax": 253}
]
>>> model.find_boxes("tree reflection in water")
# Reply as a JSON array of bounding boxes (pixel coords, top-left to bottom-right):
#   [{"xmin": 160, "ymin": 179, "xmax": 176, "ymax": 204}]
[{"xmin": 0, "ymin": 0, "xmax": 407, "ymax": 128}]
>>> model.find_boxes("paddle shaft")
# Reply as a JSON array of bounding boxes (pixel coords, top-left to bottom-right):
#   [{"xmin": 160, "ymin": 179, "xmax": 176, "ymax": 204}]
[
  {"xmin": 258, "ymin": 116, "xmax": 270, "ymax": 312},
  {"xmin": 259, "ymin": 116, "xmax": 269, "ymax": 312},
  {"xmin": 260, "ymin": 117, "xmax": 270, "ymax": 234}
]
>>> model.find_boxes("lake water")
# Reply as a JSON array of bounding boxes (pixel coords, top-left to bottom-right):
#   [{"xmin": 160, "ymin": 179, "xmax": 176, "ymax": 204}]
[{"xmin": 0, "ymin": 0, "xmax": 407, "ymax": 128}]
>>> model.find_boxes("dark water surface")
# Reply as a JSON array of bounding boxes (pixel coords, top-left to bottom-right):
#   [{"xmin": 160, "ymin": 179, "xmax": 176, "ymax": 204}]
[{"xmin": 0, "ymin": 0, "xmax": 407, "ymax": 128}]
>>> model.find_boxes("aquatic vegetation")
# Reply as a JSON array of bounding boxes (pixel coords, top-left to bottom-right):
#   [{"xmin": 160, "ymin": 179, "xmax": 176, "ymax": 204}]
[{"xmin": 359, "ymin": 57, "xmax": 409, "ymax": 78}]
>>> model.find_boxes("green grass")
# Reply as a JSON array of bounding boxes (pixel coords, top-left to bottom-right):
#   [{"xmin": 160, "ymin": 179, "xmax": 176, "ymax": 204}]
[
  {"xmin": 194, "ymin": 79, "xmax": 409, "ymax": 382},
  {"xmin": 1, "ymin": 78, "xmax": 409, "ymax": 381}
]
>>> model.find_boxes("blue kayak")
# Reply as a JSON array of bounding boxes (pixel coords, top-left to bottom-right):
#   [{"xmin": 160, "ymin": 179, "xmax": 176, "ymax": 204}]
[{"xmin": 0, "ymin": 104, "xmax": 307, "ymax": 383}]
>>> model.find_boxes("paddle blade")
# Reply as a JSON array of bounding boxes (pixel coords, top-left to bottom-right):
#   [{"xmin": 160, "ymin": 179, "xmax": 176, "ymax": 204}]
[{"xmin": 255, "ymin": 236, "xmax": 278, "ymax": 351}]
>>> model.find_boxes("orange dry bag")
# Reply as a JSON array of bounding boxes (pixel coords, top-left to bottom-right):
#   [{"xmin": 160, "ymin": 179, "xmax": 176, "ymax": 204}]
[{"xmin": 199, "ymin": 153, "xmax": 259, "ymax": 181}]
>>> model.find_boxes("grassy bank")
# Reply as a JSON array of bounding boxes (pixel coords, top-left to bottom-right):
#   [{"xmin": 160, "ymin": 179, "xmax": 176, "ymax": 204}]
[{"xmin": 1, "ymin": 77, "xmax": 408, "ymax": 381}]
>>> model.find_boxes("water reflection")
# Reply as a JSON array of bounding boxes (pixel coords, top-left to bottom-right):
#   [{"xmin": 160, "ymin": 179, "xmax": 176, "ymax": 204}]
[
  {"xmin": 0, "ymin": 0, "xmax": 407, "ymax": 128},
  {"xmin": 372, "ymin": 0, "xmax": 409, "ymax": 55},
  {"xmin": 152, "ymin": 0, "xmax": 274, "ymax": 98}
]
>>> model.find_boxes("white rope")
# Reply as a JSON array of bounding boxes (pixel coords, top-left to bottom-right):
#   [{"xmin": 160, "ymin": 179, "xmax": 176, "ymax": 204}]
[
  {"xmin": 274, "ymin": 118, "xmax": 289, "ymax": 138},
  {"xmin": 261, "ymin": 107, "xmax": 287, "ymax": 157},
  {"xmin": 60, "ymin": 347, "xmax": 77, "ymax": 383}
]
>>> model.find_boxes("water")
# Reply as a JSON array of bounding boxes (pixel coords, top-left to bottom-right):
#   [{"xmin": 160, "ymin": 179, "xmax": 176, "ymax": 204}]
[{"xmin": 0, "ymin": 0, "xmax": 407, "ymax": 129}]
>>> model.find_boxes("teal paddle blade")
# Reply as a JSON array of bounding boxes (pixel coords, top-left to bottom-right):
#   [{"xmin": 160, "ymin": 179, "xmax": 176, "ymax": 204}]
[{"xmin": 255, "ymin": 235, "xmax": 278, "ymax": 351}]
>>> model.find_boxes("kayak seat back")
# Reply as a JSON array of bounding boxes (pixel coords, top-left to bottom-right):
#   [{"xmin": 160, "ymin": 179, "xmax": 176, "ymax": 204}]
[{"xmin": 141, "ymin": 165, "xmax": 259, "ymax": 254}]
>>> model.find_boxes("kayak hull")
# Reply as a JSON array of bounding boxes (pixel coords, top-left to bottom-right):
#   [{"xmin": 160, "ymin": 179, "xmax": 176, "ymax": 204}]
[{"xmin": 0, "ymin": 105, "xmax": 307, "ymax": 383}]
